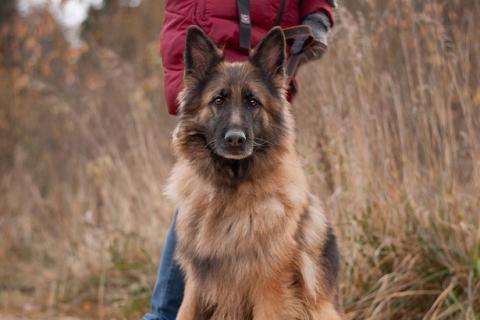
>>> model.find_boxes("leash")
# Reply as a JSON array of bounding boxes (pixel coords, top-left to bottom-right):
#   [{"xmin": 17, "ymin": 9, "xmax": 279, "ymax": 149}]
[
  {"xmin": 282, "ymin": 25, "xmax": 326, "ymax": 83},
  {"xmin": 236, "ymin": 0, "xmax": 326, "ymax": 83}
]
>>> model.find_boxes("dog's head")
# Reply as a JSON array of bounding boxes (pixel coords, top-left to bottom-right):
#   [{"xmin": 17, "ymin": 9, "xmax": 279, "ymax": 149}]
[{"xmin": 173, "ymin": 26, "xmax": 291, "ymax": 180}]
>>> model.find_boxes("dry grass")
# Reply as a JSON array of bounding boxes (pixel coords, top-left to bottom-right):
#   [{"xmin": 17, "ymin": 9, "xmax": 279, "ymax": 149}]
[
  {"xmin": 0, "ymin": 0, "xmax": 479, "ymax": 319},
  {"xmin": 296, "ymin": 1, "xmax": 480, "ymax": 319}
]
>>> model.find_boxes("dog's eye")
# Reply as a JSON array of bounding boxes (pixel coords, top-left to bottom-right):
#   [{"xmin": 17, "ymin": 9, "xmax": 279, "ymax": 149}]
[
  {"xmin": 213, "ymin": 97, "xmax": 224, "ymax": 106},
  {"xmin": 248, "ymin": 98, "xmax": 259, "ymax": 108}
]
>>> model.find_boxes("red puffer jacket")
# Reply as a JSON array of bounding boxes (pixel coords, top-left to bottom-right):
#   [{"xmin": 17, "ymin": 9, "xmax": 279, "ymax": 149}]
[{"xmin": 160, "ymin": 0, "xmax": 335, "ymax": 115}]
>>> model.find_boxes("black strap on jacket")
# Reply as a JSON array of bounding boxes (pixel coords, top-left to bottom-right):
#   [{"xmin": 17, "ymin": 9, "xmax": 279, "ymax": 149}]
[
  {"xmin": 274, "ymin": 0, "xmax": 286, "ymax": 25},
  {"xmin": 237, "ymin": 0, "xmax": 251, "ymax": 49},
  {"xmin": 235, "ymin": 3, "xmax": 323, "ymax": 82}
]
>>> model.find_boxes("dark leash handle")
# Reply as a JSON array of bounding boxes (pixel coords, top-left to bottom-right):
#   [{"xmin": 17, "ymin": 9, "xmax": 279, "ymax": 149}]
[
  {"xmin": 235, "ymin": 0, "xmax": 325, "ymax": 82},
  {"xmin": 282, "ymin": 25, "xmax": 326, "ymax": 83}
]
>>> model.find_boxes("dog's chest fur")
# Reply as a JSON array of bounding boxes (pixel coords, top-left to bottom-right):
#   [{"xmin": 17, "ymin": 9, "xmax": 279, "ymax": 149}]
[
  {"xmin": 166, "ymin": 159, "xmax": 308, "ymax": 283},
  {"xmin": 164, "ymin": 157, "xmax": 337, "ymax": 319}
]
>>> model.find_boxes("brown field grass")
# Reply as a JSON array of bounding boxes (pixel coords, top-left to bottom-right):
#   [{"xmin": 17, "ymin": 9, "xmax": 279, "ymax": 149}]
[{"xmin": 0, "ymin": 0, "xmax": 479, "ymax": 319}]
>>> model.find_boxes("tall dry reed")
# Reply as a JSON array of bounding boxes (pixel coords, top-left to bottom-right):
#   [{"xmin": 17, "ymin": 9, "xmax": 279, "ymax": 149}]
[{"xmin": 295, "ymin": 1, "xmax": 480, "ymax": 319}]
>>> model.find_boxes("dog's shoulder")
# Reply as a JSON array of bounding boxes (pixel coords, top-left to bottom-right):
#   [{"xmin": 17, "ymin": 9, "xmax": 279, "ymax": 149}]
[{"xmin": 296, "ymin": 196, "xmax": 340, "ymax": 299}]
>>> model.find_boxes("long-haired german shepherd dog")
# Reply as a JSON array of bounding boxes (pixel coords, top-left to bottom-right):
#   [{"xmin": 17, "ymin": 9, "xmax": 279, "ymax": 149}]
[{"xmin": 165, "ymin": 26, "xmax": 342, "ymax": 320}]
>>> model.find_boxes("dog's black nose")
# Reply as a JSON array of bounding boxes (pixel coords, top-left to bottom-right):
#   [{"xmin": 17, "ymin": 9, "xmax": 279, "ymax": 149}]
[{"xmin": 224, "ymin": 129, "xmax": 246, "ymax": 147}]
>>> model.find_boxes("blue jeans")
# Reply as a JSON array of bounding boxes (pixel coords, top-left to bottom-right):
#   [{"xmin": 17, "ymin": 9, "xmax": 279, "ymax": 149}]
[{"xmin": 143, "ymin": 212, "xmax": 185, "ymax": 320}]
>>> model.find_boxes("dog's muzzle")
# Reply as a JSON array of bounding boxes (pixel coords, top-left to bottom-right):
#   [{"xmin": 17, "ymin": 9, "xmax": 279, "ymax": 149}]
[
  {"xmin": 216, "ymin": 128, "xmax": 252, "ymax": 160},
  {"xmin": 224, "ymin": 129, "xmax": 246, "ymax": 147}
]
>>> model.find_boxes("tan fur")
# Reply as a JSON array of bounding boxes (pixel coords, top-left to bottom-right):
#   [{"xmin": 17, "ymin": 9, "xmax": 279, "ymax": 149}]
[
  {"xmin": 166, "ymin": 115, "xmax": 342, "ymax": 319},
  {"xmin": 166, "ymin": 27, "xmax": 342, "ymax": 320}
]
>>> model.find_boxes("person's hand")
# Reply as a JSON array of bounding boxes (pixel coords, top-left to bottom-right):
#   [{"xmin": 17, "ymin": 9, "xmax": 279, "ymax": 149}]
[{"xmin": 290, "ymin": 12, "xmax": 331, "ymax": 60}]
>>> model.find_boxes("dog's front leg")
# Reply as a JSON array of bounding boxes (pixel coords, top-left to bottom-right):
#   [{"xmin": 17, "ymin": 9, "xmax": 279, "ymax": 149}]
[
  {"xmin": 310, "ymin": 301, "xmax": 344, "ymax": 320},
  {"xmin": 176, "ymin": 278, "xmax": 200, "ymax": 320},
  {"xmin": 252, "ymin": 282, "xmax": 296, "ymax": 320}
]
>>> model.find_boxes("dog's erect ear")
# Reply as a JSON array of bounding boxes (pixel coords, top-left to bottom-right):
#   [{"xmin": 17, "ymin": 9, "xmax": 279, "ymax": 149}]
[
  {"xmin": 184, "ymin": 26, "xmax": 223, "ymax": 81},
  {"xmin": 249, "ymin": 27, "xmax": 286, "ymax": 79}
]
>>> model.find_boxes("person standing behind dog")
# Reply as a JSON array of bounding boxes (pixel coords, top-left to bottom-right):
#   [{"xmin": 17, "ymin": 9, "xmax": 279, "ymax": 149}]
[{"xmin": 143, "ymin": 1, "xmax": 336, "ymax": 319}]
